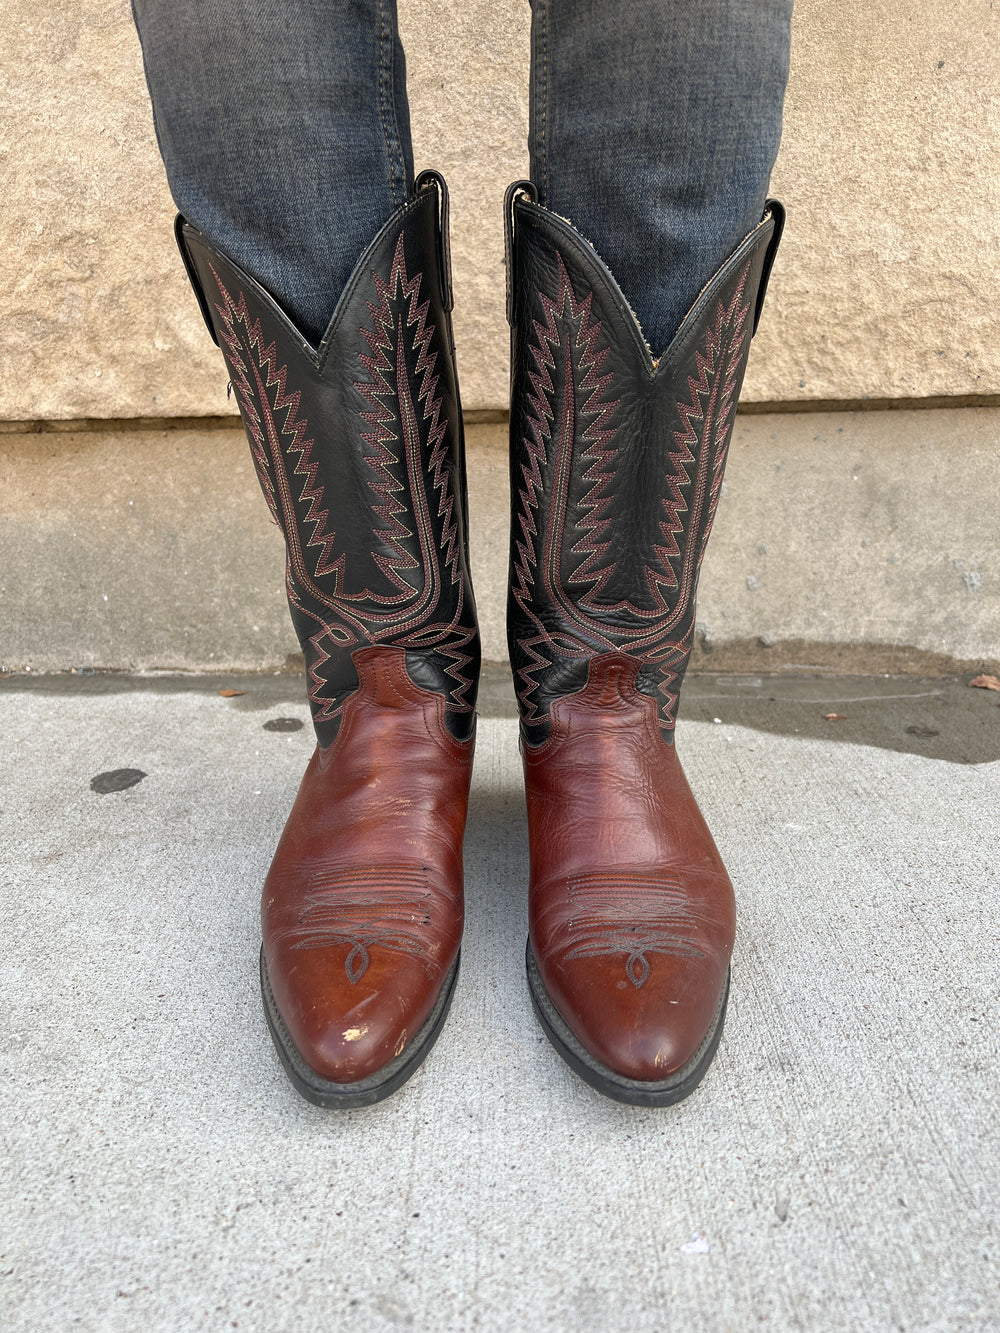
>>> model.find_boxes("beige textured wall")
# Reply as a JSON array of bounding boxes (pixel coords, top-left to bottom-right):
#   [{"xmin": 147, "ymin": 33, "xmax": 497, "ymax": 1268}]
[
  {"xmin": 1, "ymin": 0, "xmax": 997, "ymax": 421},
  {"xmin": 756, "ymin": 0, "xmax": 999, "ymax": 404}
]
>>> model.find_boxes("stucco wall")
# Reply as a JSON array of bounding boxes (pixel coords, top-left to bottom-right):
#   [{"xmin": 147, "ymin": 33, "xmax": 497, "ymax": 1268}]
[{"xmin": 1, "ymin": 0, "xmax": 997, "ymax": 421}]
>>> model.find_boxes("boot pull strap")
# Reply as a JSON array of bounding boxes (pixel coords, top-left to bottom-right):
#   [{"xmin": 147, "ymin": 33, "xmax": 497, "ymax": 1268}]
[
  {"xmin": 753, "ymin": 199, "xmax": 786, "ymax": 337},
  {"xmin": 504, "ymin": 179, "xmax": 538, "ymax": 325},
  {"xmin": 415, "ymin": 169, "xmax": 454, "ymax": 314}
]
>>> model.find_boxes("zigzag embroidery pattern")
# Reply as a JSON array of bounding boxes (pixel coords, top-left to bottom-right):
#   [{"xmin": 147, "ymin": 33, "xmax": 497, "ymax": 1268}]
[
  {"xmin": 208, "ymin": 237, "xmax": 476, "ymax": 724},
  {"xmin": 512, "ymin": 252, "xmax": 754, "ymax": 731}
]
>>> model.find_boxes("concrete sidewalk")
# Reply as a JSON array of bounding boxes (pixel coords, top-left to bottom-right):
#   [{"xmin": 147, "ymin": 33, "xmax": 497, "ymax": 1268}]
[{"xmin": 1, "ymin": 672, "xmax": 998, "ymax": 1331}]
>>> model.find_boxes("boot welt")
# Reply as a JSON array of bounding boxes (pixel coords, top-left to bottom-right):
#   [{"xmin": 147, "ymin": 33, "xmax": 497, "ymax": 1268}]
[
  {"xmin": 525, "ymin": 940, "xmax": 729, "ymax": 1108},
  {"xmin": 259, "ymin": 946, "xmax": 460, "ymax": 1109}
]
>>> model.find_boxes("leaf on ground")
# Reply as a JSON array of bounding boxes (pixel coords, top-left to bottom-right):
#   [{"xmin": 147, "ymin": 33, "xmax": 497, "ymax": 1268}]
[
  {"xmin": 968, "ymin": 674, "xmax": 1000, "ymax": 691},
  {"xmin": 219, "ymin": 688, "xmax": 245, "ymax": 698}
]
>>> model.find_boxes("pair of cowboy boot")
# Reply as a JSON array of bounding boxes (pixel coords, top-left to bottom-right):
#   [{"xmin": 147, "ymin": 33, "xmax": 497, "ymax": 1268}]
[{"xmin": 178, "ymin": 171, "xmax": 782, "ymax": 1108}]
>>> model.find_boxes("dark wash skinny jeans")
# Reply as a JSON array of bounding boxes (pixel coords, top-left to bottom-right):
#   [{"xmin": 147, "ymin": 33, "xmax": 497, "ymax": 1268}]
[{"xmin": 132, "ymin": 0, "xmax": 792, "ymax": 355}]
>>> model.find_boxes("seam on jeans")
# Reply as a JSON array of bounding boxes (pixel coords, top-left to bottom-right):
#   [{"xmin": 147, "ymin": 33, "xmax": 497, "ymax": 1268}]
[
  {"xmin": 131, "ymin": 3, "xmax": 175, "ymax": 203},
  {"xmin": 378, "ymin": 0, "xmax": 404, "ymax": 207},
  {"xmin": 532, "ymin": 0, "xmax": 550, "ymax": 207}
]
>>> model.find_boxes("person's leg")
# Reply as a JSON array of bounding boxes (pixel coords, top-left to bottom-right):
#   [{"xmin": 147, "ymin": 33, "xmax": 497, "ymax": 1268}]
[
  {"xmin": 133, "ymin": 2, "xmax": 479, "ymax": 1108},
  {"xmin": 510, "ymin": 0, "xmax": 791, "ymax": 1104},
  {"xmin": 132, "ymin": 0, "xmax": 414, "ymax": 343},
  {"xmin": 528, "ymin": 0, "xmax": 791, "ymax": 353}
]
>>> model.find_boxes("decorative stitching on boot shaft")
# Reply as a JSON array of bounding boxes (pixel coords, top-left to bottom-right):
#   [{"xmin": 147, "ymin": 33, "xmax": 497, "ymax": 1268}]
[
  {"xmin": 190, "ymin": 207, "xmax": 478, "ymax": 744},
  {"xmin": 508, "ymin": 203, "xmax": 774, "ymax": 742}
]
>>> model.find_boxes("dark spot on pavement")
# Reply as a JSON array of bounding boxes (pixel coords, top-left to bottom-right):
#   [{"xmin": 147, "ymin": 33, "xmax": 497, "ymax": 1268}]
[
  {"xmin": 90, "ymin": 768, "xmax": 147, "ymax": 794},
  {"xmin": 263, "ymin": 717, "xmax": 304, "ymax": 733},
  {"xmin": 905, "ymin": 725, "xmax": 940, "ymax": 738}
]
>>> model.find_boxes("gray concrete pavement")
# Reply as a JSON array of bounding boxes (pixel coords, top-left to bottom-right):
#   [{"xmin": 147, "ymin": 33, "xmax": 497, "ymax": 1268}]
[{"xmin": 1, "ymin": 673, "xmax": 998, "ymax": 1331}]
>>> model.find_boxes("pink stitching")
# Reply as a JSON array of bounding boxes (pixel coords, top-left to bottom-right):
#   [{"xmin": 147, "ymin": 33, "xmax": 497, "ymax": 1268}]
[
  {"xmin": 513, "ymin": 254, "xmax": 754, "ymax": 729},
  {"xmin": 210, "ymin": 239, "xmax": 477, "ymax": 723}
]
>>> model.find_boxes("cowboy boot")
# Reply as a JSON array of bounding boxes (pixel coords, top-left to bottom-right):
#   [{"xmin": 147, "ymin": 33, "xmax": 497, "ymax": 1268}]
[
  {"xmin": 178, "ymin": 171, "xmax": 480, "ymax": 1107},
  {"xmin": 505, "ymin": 181, "xmax": 783, "ymax": 1105}
]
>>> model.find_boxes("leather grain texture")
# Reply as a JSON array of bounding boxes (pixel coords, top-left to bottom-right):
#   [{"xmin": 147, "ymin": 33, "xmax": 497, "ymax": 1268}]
[
  {"xmin": 523, "ymin": 654, "xmax": 735, "ymax": 1082},
  {"xmin": 179, "ymin": 178, "xmax": 480, "ymax": 748},
  {"xmin": 261, "ymin": 645, "xmax": 472, "ymax": 1085},
  {"xmin": 507, "ymin": 194, "xmax": 782, "ymax": 1087},
  {"xmin": 507, "ymin": 194, "xmax": 782, "ymax": 744},
  {"xmin": 177, "ymin": 179, "xmax": 478, "ymax": 1093}
]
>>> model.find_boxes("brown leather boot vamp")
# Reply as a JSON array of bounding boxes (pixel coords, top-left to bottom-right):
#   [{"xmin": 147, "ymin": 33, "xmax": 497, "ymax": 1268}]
[
  {"xmin": 523, "ymin": 655, "xmax": 734, "ymax": 1104},
  {"xmin": 259, "ymin": 647, "xmax": 473, "ymax": 1107}
]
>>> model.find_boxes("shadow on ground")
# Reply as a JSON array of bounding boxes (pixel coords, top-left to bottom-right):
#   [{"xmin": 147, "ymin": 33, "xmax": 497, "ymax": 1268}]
[
  {"xmin": 680, "ymin": 672, "xmax": 1000, "ymax": 765},
  {"xmin": 2, "ymin": 664, "xmax": 998, "ymax": 765}
]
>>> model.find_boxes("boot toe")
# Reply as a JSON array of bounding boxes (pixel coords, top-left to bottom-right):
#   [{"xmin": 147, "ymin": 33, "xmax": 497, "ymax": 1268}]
[
  {"xmin": 265, "ymin": 946, "xmax": 453, "ymax": 1086},
  {"xmin": 539, "ymin": 948, "xmax": 730, "ymax": 1085}
]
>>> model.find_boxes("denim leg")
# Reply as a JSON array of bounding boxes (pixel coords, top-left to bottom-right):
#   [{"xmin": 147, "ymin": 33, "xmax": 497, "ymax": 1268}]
[
  {"xmin": 528, "ymin": 0, "xmax": 792, "ymax": 354},
  {"xmin": 132, "ymin": 0, "xmax": 413, "ymax": 344}
]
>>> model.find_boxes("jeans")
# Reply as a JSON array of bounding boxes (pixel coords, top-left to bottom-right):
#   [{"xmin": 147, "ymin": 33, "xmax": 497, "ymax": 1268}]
[{"xmin": 132, "ymin": 0, "xmax": 791, "ymax": 354}]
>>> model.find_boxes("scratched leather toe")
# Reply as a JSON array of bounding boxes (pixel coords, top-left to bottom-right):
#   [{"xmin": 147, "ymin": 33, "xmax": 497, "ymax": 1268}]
[
  {"xmin": 260, "ymin": 647, "xmax": 471, "ymax": 1086},
  {"xmin": 266, "ymin": 934, "xmax": 455, "ymax": 1084}
]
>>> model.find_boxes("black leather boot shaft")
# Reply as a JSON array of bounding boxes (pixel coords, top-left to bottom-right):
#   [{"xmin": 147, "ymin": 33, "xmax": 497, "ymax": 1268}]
[
  {"xmin": 505, "ymin": 184, "xmax": 784, "ymax": 744},
  {"xmin": 178, "ymin": 173, "xmax": 480, "ymax": 747}
]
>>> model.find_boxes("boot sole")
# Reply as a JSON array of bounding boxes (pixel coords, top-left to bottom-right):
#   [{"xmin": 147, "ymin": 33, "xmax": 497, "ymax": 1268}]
[
  {"xmin": 526, "ymin": 939, "xmax": 729, "ymax": 1107},
  {"xmin": 260, "ymin": 946, "xmax": 460, "ymax": 1109}
]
